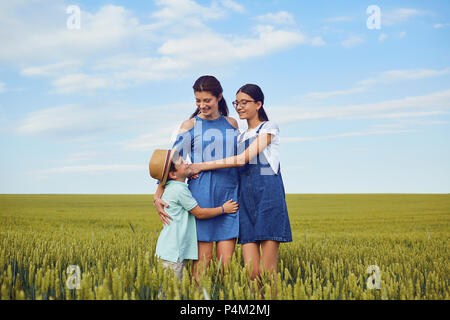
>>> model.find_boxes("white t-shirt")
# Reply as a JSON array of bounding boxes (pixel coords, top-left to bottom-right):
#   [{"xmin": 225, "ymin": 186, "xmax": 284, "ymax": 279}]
[{"xmin": 237, "ymin": 121, "xmax": 280, "ymax": 175}]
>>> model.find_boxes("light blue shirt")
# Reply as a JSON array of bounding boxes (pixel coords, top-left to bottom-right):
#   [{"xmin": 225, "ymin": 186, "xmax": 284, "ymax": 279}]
[{"xmin": 155, "ymin": 180, "xmax": 198, "ymax": 263}]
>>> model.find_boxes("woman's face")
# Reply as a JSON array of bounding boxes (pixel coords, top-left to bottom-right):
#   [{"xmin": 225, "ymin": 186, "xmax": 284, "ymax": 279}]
[
  {"xmin": 195, "ymin": 91, "xmax": 221, "ymax": 117},
  {"xmin": 234, "ymin": 92, "xmax": 261, "ymax": 120}
]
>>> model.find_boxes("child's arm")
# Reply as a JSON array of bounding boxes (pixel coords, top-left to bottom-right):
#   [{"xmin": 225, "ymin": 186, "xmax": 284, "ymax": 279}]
[
  {"xmin": 190, "ymin": 133, "xmax": 273, "ymax": 173},
  {"xmin": 154, "ymin": 183, "xmax": 173, "ymax": 226},
  {"xmin": 190, "ymin": 200, "xmax": 239, "ymax": 219}
]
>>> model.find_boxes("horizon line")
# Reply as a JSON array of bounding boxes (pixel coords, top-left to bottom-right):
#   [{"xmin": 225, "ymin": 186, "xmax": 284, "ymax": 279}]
[{"xmin": 0, "ymin": 193, "xmax": 448, "ymax": 196}]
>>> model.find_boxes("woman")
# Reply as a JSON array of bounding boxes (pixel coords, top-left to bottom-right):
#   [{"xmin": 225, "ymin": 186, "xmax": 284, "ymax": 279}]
[
  {"xmin": 190, "ymin": 84, "xmax": 292, "ymax": 280},
  {"xmin": 154, "ymin": 75, "xmax": 240, "ymax": 279}
]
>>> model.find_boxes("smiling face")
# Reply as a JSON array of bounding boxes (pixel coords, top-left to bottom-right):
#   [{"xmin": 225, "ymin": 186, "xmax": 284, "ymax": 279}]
[
  {"xmin": 195, "ymin": 91, "xmax": 221, "ymax": 118},
  {"xmin": 168, "ymin": 156, "xmax": 193, "ymax": 181},
  {"xmin": 234, "ymin": 91, "xmax": 262, "ymax": 120}
]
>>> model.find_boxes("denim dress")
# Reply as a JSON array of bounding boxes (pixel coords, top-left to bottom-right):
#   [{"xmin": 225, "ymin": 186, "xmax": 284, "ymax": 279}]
[
  {"xmin": 238, "ymin": 123, "xmax": 292, "ymax": 244},
  {"xmin": 174, "ymin": 115, "xmax": 240, "ymax": 242}
]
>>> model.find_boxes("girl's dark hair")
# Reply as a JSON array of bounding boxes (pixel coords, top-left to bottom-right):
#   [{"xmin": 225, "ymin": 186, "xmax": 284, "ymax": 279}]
[
  {"xmin": 237, "ymin": 84, "xmax": 269, "ymax": 121},
  {"xmin": 191, "ymin": 75, "xmax": 229, "ymax": 119}
]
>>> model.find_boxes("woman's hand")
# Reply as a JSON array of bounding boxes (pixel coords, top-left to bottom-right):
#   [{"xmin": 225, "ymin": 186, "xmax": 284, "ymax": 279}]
[
  {"xmin": 222, "ymin": 199, "xmax": 239, "ymax": 214},
  {"xmin": 154, "ymin": 197, "xmax": 173, "ymax": 226}
]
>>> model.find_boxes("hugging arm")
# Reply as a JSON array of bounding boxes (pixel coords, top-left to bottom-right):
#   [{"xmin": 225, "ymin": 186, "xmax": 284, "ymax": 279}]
[
  {"xmin": 154, "ymin": 183, "xmax": 173, "ymax": 226},
  {"xmin": 189, "ymin": 200, "xmax": 239, "ymax": 219},
  {"xmin": 190, "ymin": 133, "xmax": 273, "ymax": 174},
  {"xmin": 154, "ymin": 120, "xmax": 195, "ymax": 225}
]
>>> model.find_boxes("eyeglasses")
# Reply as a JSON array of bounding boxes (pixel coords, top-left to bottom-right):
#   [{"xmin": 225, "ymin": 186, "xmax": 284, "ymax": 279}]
[{"xmin": 232, "ymin": 100, "xmax": 256, "ymax": 108}]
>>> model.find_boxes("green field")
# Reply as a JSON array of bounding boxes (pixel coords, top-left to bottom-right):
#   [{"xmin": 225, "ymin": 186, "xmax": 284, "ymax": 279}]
[{"xmin": 0, "ymin": 194, "xmax": 449, "ymax": 300}]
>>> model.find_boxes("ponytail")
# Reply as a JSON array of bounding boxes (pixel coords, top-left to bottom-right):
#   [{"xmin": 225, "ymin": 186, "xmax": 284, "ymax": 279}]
[
  {"xmin": 218, "ymin": 97, "xmax": 229, "ymax": 117},
  {"xmin": 190, "ymin": 108, "xmax": 200, "ymax": 119},
  {"xmin": 258, "ymin": 107, "xmax": 269, "ymax": 122}
]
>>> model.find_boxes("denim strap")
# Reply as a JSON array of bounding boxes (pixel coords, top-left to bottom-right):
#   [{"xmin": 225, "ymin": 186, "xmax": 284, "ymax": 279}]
[{"xmin": 256, "ymin": 122, "xmax": 267, "ymax": 135}]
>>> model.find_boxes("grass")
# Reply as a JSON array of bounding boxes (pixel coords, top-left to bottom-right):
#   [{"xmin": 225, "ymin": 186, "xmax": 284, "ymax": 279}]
[{"xmin": 0, "ymin": 194, "xmax": 448, "ymax": 300}]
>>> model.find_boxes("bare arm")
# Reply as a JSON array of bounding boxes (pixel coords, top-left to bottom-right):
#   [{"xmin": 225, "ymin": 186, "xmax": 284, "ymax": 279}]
[
  {"xmin": 153, "ymin": 119, "xmax": 196, "ymax": 225},
  {"xmin": 225, "ymin": 116, "xmax": 239, "ymax": 129},
  {"xmin": 190, "ymin": 200, "xmax": 238, "ymax": 219},
  {"xmin": 153, "ymin": 183, "xmax": 173, "ymax": 226},
  {"xmin": 154, "ymin": 182, "xmax": 164, "ymax": 200},
  {"xmin": 190, "ymin": 133, "xmax": 273, "ymax": 173},
  {"xmin": 179, "ymin": 119, "xmax": 196, "ymax": 134}
]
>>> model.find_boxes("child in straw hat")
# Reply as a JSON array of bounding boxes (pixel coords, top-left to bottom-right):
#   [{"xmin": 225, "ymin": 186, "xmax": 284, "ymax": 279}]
[{"xmin": 149, "ymin": 148, "xmax": 238, "ymax": 280}]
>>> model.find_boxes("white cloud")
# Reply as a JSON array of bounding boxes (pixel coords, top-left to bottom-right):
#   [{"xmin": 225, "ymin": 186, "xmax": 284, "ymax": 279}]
[
  {"xmin": 34, "ymin": 164, "xmax": 144, "ymax": 175},
  {"xmin": 14, "ymin": 1, "xmax": 308, "ymax": 94},
  {"xmin": 358, "ymin": 67, "xmax": 450, "ymax": 86},
  {"xmin": 273, "ymin": 89, "xmax": 450, "ymax": 124},
  {"xmin": 399, "ymin": 31, "xmax": 407, "ymax": 38},
  {"xmin": 310, "ymin": 36, "xmax": 326, "ymax": 47},
  {"xmin": 255, "ymin": 11, "xmax": 296, "ymax": 26},
  {"xmin": 382, "ymin": 8, "xmax": 427, "ymax": 26},
  {"xmin": 27, "ymin": 92, "xmax": 444, "ymax": 148},
  {"xmin": 15, "ymin": 102, "xmax": 191, "ymax": 142},
  {"xmin": 50, "ymin": 73, "xmax": 116, "ymax": 94},
  {"xmin": 0, "ymin": 82, "xmax": 5, "ymax": 93},
  {"xmin": 433, "ymin": 23, "xmax": 450, "ymax": 29},
  {"xmin": 158, "ymin": 25, "xmax": 305, "ymax": 62},
  {"xmin": 152, "ymin": 0, "xmax": 225, "ymax": 20},
  {"xmin": 281, "ymin": 129, "xmax": 417, "ymax": 143},
  {"xmin": 378, "ymin": 33, "xmax": 387, "ymax": 43},
  {"xmin": 16, "ymin": 104, "xmax": 115, "ymax": 136},
  {"xmin": 369, "ymin": 123, "xmax": 406, "ymax": 129},
  {"xmin": 341, "ymin": 35, "xmax": 364, "ymax": 48},
  {"xmin": 220, "ymin": 0, "xmax": 245, "ymax": 13},
  {"xmin": 121, "ymin": 128, "xmax": 181, "ymax": 152},
  {"xmin": 305, "ymin": 87, "xmax": 366, "ymax": 100},
  {"xmin": 282, "ymin": 116, "xmax": 450, "ymax": 144},
  {"xmin": 395, "ymin": 119, "xmax": 449, "ymax": 126},
  {"xmin": 62, "ymin": 151, "xmax": 103, "ymax": 164},
  {"xmin": 60, "ymin": 25, "xmax": 305, "ymax": 93},
  {"xmin": 325, "ymin": 16, "xmax": 352, "ymax": 23},
  {"xmin": 146, "ymin": 0, "xmax": 248, "ymax": 33},
  {"xmin": 303, "ymin": 67, "xmax": 450, "ymax": 101},
  {"xmin": 0, "ymin": 4, "xmax": 147, "ymax": 62},
  {"xmin": 359, "ymin": 110, "xmax": 448, "ymax": 119},
  {"xmin": 42, "ymin": 24, "xmax": 306, "ymax": 94},
  {"xmin": 1, "ymin": 0, "xmax": 233, "ymax": 65},
  {"xmin": 21, "ymin": 61, "xmax": 83, "ymax": 77}
]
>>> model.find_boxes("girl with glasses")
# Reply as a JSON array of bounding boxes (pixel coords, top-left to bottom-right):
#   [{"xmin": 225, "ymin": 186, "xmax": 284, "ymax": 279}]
[{"xmin": 190, "ymin": 84, "xmax": 292, "ymax": 281}]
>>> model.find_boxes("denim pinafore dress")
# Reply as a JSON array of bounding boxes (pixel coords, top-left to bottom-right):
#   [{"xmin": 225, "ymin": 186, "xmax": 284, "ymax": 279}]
[
  {"xmin": 238, "ymin": 123, "xmax": 292, "ymax": 244},
  {"xmin": 174, "ymin": 115, "xmax": 240, "ymax": 242}
]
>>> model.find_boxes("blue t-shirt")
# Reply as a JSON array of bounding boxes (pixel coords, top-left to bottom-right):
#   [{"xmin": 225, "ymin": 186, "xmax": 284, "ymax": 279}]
[{"xmin": 155, "ymin": 180, "xmax": 199, "ymax": 263}]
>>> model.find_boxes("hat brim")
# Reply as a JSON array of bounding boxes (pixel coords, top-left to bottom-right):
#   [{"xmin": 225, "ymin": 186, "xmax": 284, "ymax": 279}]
[{"xmin": 159, "ymin": 146, "xmax": 177, "ymax": 187}]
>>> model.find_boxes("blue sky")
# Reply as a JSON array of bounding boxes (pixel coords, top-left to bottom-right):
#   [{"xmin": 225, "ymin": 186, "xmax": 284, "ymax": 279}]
[{"xmin": 0, "ymin": 0, "xmax": 449, "ymax": 194}]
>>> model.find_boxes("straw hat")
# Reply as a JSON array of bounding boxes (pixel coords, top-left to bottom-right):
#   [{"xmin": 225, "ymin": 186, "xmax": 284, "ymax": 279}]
[{"xmin": 149, "ymin": 147, "xmax": 177, "ymax": 186}]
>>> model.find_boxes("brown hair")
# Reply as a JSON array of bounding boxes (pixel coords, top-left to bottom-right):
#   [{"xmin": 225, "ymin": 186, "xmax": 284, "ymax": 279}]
[
  {"xmin": 190, "ymin": 75, "xmax": 229, "ymax": 119},
  {"xmin": 167, "ymin": 151, "xmax": 180, "ymax": 181}
]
